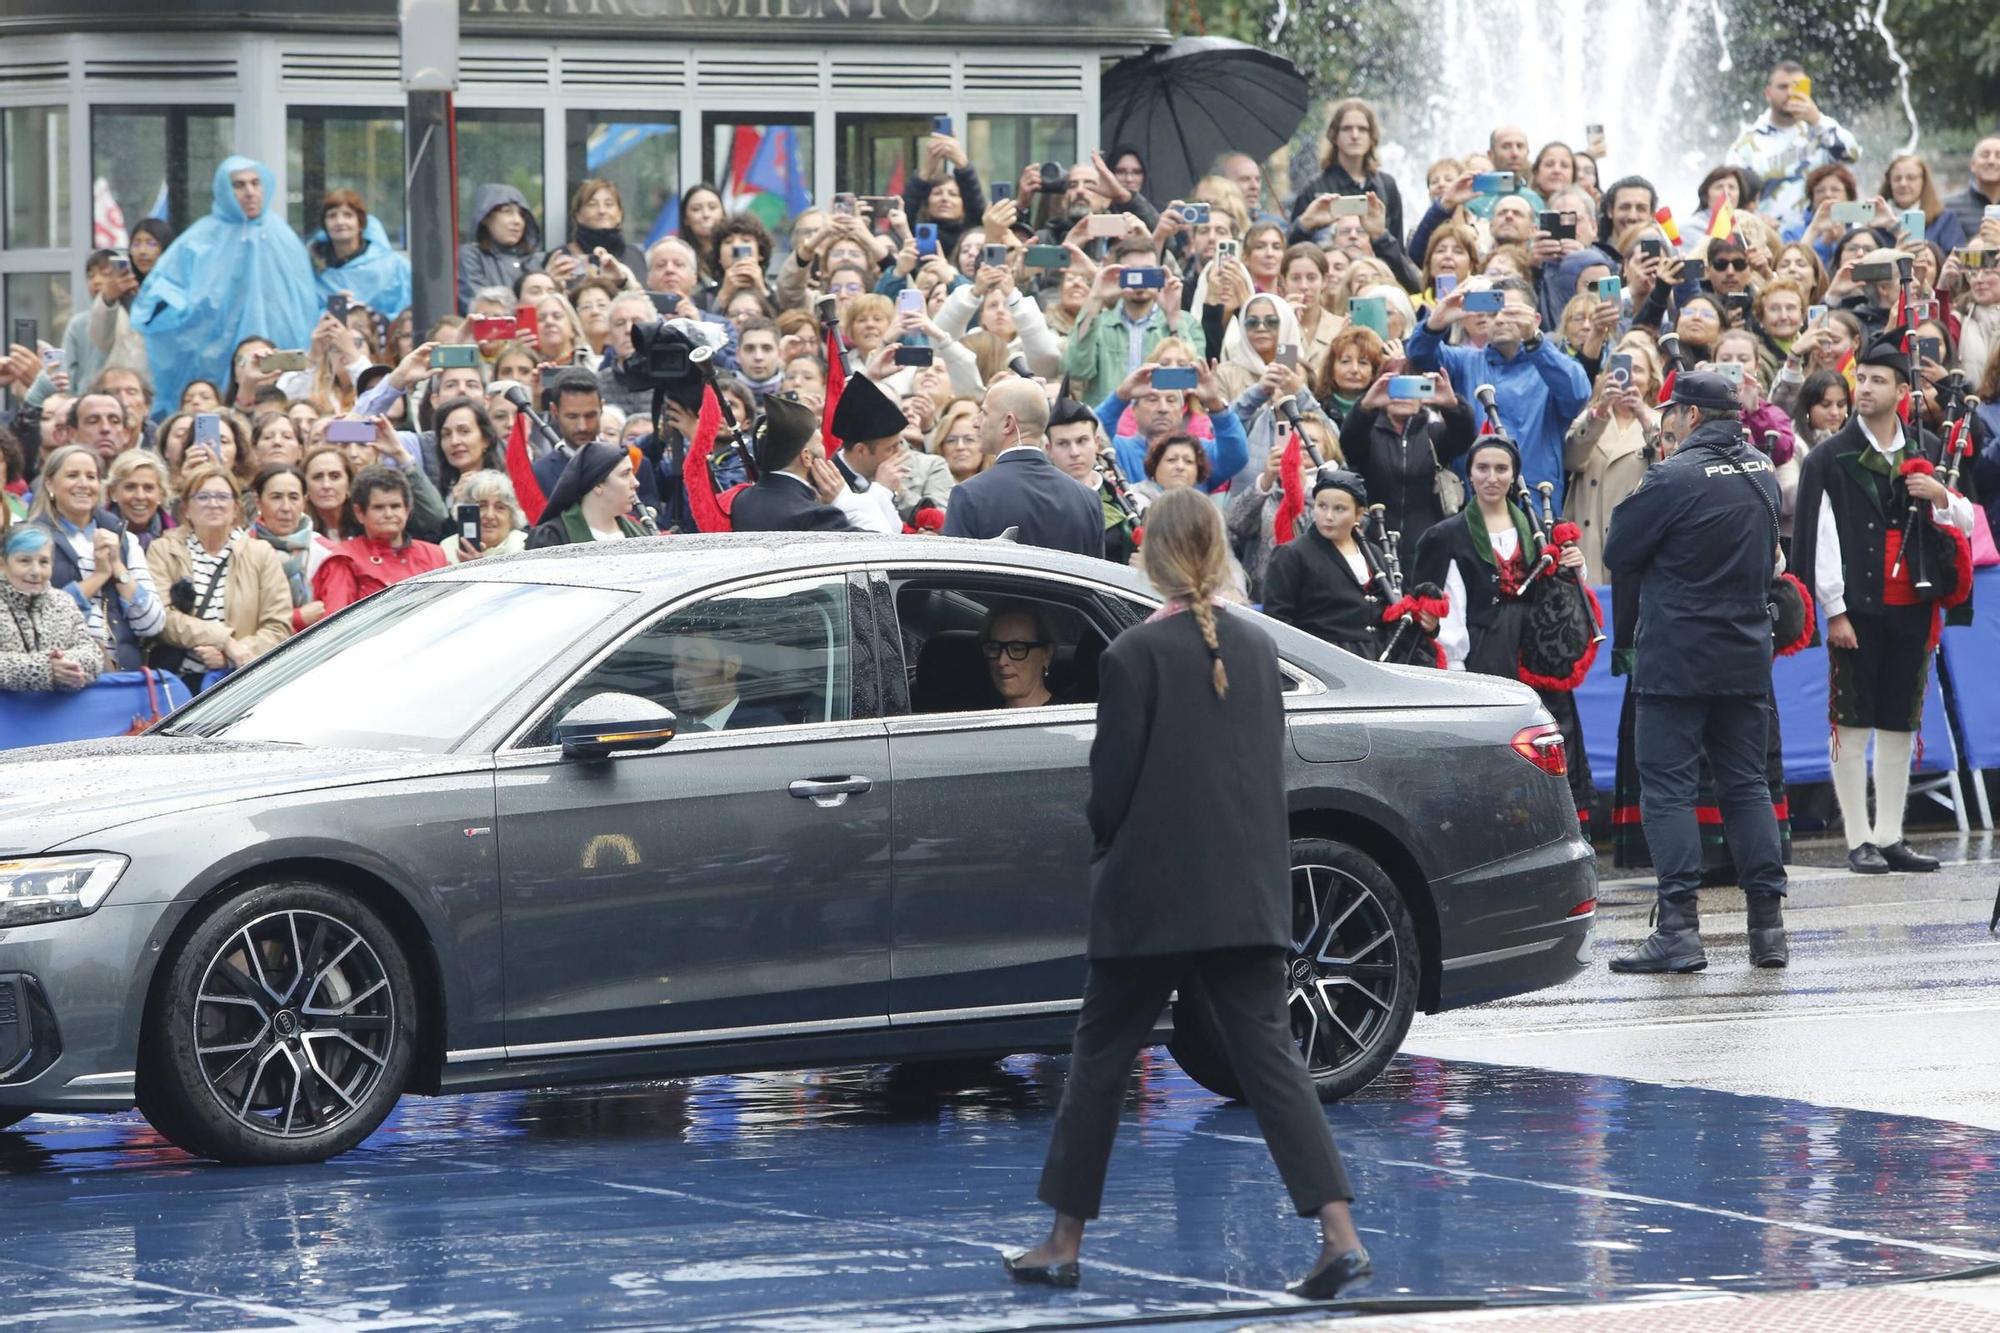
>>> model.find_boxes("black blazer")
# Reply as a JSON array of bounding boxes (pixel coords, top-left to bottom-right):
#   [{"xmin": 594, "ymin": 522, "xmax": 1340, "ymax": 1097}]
[
  {"xmin": 942, "ymin": 449, "xmax": 1104, "ymax": 559},
  {"xmin": 1086, "ymin": 607, "xmax": 1291, "ymax": 959},
  {"xmin": 728, "ymin": 473, "xmax": 857, "ymax": 533},
  {"xmin": 1262, "ymin": 529, "xmax": 1390, "ymax": 658}
]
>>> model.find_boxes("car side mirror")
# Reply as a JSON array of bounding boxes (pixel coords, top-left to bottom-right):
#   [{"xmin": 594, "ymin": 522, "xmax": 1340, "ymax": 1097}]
[{"xmin": 555, "ymin": 692, "xmax": 676, "ymax": 762}]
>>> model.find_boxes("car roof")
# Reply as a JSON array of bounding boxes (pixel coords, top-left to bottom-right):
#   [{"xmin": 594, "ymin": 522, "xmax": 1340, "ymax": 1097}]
[{"xmin": 426, "ymin": 533, "xmax": 1158, "ymax": 600}]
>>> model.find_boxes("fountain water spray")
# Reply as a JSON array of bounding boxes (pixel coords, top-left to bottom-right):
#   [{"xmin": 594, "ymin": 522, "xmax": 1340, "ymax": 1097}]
[{"xmin": 1867, "ymin": 0, "xmax": 1920, "ymax": 154}]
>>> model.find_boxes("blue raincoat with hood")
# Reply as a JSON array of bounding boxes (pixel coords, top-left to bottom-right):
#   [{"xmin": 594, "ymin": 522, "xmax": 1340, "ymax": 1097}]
[
  {"xmin": 133, "ymin": 156, "xmax": 319, "ymax": 417},
  {"xmin": 312, "ymin": 214, "xmax": 412, "ymax": 321}
]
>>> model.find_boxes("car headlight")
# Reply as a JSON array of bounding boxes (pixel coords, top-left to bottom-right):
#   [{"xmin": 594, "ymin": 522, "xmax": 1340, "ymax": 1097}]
[{"xmin": 0, "ymin": 854, "xmax": 129, "ymax": 928}]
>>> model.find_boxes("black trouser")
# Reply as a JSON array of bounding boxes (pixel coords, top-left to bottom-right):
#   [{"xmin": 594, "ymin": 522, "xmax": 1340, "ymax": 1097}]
[
  {"xmin": 1037, "ymin": 946, "xmax": 1353, "ymax": 1221},
  {"xmin": 1636, "ymin": 693, "xmax": 1788, "ymax": 904}
]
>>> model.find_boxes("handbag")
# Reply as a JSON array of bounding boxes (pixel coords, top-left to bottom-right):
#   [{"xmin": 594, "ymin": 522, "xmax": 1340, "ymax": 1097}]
[
  {"xmin": 147, "ymin": 547, "xmax": 230, "ymax": 682},
  {"xmin": 1970, "ymin": 505, "xmax": 1999, "ymax": 568},
  {"xmin": 1431, "ymin": 435, "xmax": 1465, "ymax": 516}
]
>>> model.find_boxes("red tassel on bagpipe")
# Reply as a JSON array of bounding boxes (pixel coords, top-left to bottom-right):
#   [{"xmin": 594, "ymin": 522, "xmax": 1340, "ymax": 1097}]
[
  {"xmin": 1897, "ymin": 457, "xmax": 1934, "ymax": 477},
  {"xmin": 683, "ymin": 385, "xmax": 730, "ymax": 534},
  {"xmin": 504, "ymin": 409, "xmax": 549, "ymax": 525},
  {"xmin": 1775, "ymin": 571, "xmax": 1814, "ymax": 657},
  {"xmin": 822, "ymin": 325, "xmax": 845, "ymax": 456},
  {"xmin": 1271, "ymin": 430, "xmax": 1306, "ymax": 545},
  {"xmin": 1379, "ymin": 593, "xmax": 1449, "ymax": 625},
  {"xmin": 1548, "ymin": 521, "xmax": 1582, "ymax": 548}
]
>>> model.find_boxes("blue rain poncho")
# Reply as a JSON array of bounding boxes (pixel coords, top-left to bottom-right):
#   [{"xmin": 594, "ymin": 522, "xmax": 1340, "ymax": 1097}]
[
  {"xmin": 133, "ymin": 156, "xmax": 319, "ymax": 417},
  {"xmin": 312, "ymin": 214, "xmax": 412, "ymax": 321}
]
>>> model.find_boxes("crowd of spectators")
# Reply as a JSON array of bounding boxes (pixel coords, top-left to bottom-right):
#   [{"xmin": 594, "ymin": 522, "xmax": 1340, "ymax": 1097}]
[{"xmin": 4, "ymin": 63, "xmax": 1997, "ymax": 708}]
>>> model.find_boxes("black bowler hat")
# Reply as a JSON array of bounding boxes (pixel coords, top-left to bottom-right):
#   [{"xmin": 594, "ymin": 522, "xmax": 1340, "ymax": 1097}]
[{"xmin": 1667, "ymin": 370, "xmax": 1742, "ymax": 413}]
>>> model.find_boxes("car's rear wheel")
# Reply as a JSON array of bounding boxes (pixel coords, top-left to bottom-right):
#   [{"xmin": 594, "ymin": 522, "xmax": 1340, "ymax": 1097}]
[
  {"xmin": 1170, "ymin": 837, "xmax": 1419, "ymax": 1104},
  {"xmin": 138, "ymin": 881, "xmax": 418, "ymax": 1165}
]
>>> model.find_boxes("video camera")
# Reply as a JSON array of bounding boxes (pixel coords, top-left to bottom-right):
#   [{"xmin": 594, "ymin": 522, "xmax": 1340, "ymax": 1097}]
[{"xmin": 621, "ymin": 319, "xmax": 715, "ymax": 413}]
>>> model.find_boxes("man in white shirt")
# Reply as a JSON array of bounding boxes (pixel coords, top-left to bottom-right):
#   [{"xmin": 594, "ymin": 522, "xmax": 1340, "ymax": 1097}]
[
  {"xmin": 1791, "ymin": 334, "xmax": 1975, "ymax": 876},
  {"xmin": 1725, "ymin": 61, "xmax": 1861, "ymax": 233},
  {"xmin": 827, "ymin": 364, "xmax": 912, "ymax": 535}
]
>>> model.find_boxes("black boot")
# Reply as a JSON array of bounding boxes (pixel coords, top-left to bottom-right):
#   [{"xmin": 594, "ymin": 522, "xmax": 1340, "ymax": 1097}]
[
  {"xmin": 1609, "ymin": 895, "xmax": 1707, "ymax": 974},
  {"xmin": 1745, "ymin": 892, "xmax": 1789, "ymax": 968}
]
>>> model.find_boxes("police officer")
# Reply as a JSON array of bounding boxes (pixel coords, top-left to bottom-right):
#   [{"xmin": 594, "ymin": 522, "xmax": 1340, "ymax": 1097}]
[{"xmin": 1601, "ymin": 371, "xmax": 1789, "ymax": 973}]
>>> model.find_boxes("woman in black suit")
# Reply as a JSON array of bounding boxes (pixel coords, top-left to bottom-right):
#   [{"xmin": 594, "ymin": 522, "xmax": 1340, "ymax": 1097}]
[{"xmin": 1004, "ymin": 489, "xmax": 1370, "ymax": 1300}]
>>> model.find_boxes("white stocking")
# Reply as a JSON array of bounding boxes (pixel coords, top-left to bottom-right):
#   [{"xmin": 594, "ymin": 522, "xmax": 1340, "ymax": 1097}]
[
  {"xmin": 1831, "ymin": 725, "xmax": 1873, "ymax": 849},
  {"xmin": 1872, "ymin": 729, "xmax": 1915, "ymax": 847}
]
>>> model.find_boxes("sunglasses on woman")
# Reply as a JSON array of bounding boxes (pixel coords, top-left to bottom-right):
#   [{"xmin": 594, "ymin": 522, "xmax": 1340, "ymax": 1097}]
[{"xmin": 1242, "ymin": 315, "xmax": 1283, "ymax": 331}]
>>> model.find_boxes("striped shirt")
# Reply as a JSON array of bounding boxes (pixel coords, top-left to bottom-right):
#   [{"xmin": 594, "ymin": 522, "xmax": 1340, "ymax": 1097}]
[
  {"xmin": 185, "ymin": 532, "xmax": 242, "ymax": 625},
  {"xmin": 54, "ymin": 517, "xmax": 166, "ymax": 652}
]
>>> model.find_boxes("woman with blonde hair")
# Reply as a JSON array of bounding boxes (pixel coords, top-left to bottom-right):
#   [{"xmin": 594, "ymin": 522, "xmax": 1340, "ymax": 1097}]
[
  {"xmin": 145, "ymin": 459, "xmax": 293, "ymax": 690},
  {"xmin": 105, "ymin": 448, "xmax": 175, "ymax": 551},
  {"xmin": 1006, "ymin": 487, "xmax": 1368, "ymax": 1301},
  {"xmin": 1562, "ymin": 334, "xmax": 1662, "ymax": 572},
  {"xmin": 1880, "ymin": 153, "xmax": 1966, "ymax": 252},
  {"xmin": 931, "ymin": 397, "xmax": 987, "ymax": 482}
]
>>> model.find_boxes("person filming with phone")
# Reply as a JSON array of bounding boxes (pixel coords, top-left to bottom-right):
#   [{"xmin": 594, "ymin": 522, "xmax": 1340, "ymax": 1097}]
[{"xmin": 1061, "ymin": 236, "xmax": 1204, "ymax": 404}]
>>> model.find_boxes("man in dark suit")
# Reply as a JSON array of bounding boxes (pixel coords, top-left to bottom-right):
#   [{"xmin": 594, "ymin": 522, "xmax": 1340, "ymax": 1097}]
[
  {"xmin": 727, "ymin": 394, "xmax": 858, "ymax": 533},
  {"xmin": 530, "ymin": 368, "xmax": 610, "ymax": 497},
  {"xmin": 944, "ymin": 379, "xmax": 1104, "ymax": 558}
]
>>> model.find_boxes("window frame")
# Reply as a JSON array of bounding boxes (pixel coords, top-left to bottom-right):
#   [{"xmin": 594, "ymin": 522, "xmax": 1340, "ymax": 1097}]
[
  {"xmin": 502, "ymin": 569, "xmax": 877, "ymax": 755},
  {"xmin": 88, "ymin": 101, "xmax": 236, "ymax": 243}
]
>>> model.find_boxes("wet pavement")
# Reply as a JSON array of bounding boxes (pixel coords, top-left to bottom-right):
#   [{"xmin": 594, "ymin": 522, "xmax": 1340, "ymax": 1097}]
[{"xmin": 2, "ymin": 836, "xmax": 1996, "ymax": 1331}]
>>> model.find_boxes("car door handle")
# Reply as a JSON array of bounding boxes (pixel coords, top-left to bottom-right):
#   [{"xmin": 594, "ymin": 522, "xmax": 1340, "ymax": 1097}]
[{"xmin": 788, "ymin": 776, "xmax": 873, "ymax": 808}]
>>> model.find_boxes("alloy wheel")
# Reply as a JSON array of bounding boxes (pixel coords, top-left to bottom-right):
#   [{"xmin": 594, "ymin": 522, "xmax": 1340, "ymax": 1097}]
[
  {"xmin": 1287, "ymin": 862, "xmax": 1402, "ymax": 1079},
  {"xmin": 193, "ymin": 910, "xmax": 397, "ymax": 1139}
]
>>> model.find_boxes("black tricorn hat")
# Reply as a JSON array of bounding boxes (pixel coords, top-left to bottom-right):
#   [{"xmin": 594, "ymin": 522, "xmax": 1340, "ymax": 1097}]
[
  {"xmin": 1856, "ymin": 331, "xmax": 1912, "ymax": 380},
  {"xmin": 754, "ymin": 393, "xmax": 820, "ymax": 473},
  {"xmin": 829, "ymin": 369, "xmax": 907, "ymax": 446}
]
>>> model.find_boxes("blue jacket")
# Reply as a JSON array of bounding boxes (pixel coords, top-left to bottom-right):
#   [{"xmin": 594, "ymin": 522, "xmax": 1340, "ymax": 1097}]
[
  {"xmin": 312, "ymin": 215, "xmax": 413, "ymax": 319},
  {"xmin": 133, "ymin": 156, "xmax": 319, "ymax": 419},
  {"xmin": 1405, "ymin": 321, "xmax": 1591, "ymax": 511},
  {"xmin": 1096, "ymin": 393, "xmax": 1249, "ymax": 495}
]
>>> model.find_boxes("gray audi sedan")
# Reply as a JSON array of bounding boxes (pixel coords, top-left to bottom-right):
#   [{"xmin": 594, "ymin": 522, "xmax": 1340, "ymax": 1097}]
[{"xmin": 0, "ymin": 534, "xmax": 1594, "ymax": 1164}]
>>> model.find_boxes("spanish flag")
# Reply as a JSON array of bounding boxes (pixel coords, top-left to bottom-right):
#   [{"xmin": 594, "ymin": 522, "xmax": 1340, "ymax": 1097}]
[
  {"xmin": 1654, "ymin": 205, "xmax": 1682, "ymax": 249},
  {"xmin": 1836, "ymin": 346, "xmax": 1856, "ymax": 392},
  {"xmin": 1707, "ymin": 201, "xmax": 1735, "ymax": 240}
]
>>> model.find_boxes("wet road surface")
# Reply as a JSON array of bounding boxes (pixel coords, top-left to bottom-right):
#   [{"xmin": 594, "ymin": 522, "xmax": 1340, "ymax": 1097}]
[{"xmin": 2, "ymin": 837, "xmax": 1995, "ymax": 1331}]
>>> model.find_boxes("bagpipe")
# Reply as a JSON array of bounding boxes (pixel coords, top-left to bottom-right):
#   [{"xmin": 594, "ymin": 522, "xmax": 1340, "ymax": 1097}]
[
  {"xmin": 1097, "ymin": 454, "xmax": 1144, "ymax": 544},
  {"xmin": 1884, "ymin": 307, "xmax": 1978, "ymax": 607},
  {"xmin": 1513, "ymin": 477, "xmax": 1607, "ymax": 692},
  {"xmin": 1367, "ymin": 504, "xmax": 1446, "ymax": 667}
]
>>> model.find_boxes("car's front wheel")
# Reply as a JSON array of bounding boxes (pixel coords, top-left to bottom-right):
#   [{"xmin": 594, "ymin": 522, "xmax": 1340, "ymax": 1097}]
[
  {"xmin": 139, "ymin": 880, "xmax": 418, "ymax": 1164},
  {"xmin": 1170, "ymin": 837, "xmax": 1419, "ymax": 1104}
]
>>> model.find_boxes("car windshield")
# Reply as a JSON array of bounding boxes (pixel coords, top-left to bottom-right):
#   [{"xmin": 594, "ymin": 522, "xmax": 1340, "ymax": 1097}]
[{"xmin": 160, "ymin": 581, "xmax": 631, "ymax": 752}]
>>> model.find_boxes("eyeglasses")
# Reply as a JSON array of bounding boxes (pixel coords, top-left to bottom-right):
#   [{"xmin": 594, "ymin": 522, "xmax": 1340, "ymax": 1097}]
[
  {"xmin": 1242, "ymin": 316, "xmax": 1282, "ymax": 331},
  {"xmin": 1710, "ymin": 257, "xmax": 1749, "ymax": 272},
  {"xmin": 190, "ymin": 491, "xmax": 236, "ymax": 505},
  {"xmin": 982, "ymin": 639, "xmax": 1048, "ymax": 661}
]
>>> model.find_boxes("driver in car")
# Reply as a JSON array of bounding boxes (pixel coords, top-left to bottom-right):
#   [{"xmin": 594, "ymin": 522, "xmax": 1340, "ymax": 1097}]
[{"xmin": 671, "ymin": 626, "xmax": 787, "ymax": 732}]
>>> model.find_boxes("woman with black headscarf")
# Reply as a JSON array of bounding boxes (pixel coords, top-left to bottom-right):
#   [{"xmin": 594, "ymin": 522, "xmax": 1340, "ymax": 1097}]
[{"xmin": 525, "ymin": 439, "xmax": 646, "ymax": 549}]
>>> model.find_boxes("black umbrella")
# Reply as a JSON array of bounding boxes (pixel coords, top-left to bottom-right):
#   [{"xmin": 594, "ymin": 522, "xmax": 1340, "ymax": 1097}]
[{"xmin": 1100, "ymin": 36, "xmax": 1308, "ymax": 208}]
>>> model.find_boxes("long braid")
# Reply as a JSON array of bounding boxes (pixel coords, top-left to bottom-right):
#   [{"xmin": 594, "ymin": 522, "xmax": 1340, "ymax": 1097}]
[{"xmin": 1189, "ymin": 592, "xmax": 1228, "ymax": 698}]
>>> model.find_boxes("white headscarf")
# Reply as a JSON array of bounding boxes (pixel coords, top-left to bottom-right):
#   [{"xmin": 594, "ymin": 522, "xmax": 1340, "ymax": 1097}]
[{"xmin": 1220, "ymin": 291, "xmax": 1304, "ymax": 377}]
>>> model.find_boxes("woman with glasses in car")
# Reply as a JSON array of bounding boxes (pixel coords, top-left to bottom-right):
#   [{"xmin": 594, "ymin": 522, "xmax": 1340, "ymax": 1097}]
[{"xmin": 982, "ymin": 603, "xmax": 1057, "ymax": 709}]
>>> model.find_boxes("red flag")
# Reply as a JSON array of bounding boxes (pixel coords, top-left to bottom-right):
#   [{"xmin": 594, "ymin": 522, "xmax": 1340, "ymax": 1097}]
[
  {"xmin": 504, "ymin": 408, "xmax": 547, "ymax": 524},
  {"xmin": 1271, "ymin": 430, "xmax": 1305, "ymax": 545},
  {"xmin": 822, "ymin": 324, "xmax": 845, "ymax": 456},
  {"xmin": 683, "ymin": 385, "xmax": 730, "ymax": 533},
  {"xmin": 1655, "ymin": 367, "xmax": 1677, "ymax": 408}
]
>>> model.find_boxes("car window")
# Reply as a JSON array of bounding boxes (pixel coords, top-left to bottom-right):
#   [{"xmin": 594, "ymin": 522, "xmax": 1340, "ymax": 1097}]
[
  {"xmin": 521, "ymin": 575, "xmax": 852, "ymax": 746},
  {"xmin": 1105, "ymin": 592, "xmax": 1325, "ymax": 695},
  {"xmin": 160, "ymin": 582, "xmax": 632, "ymax": 753},
  {"xmin": 892, "ymin": 575, "xmax": 1117, "ymax": 716}
]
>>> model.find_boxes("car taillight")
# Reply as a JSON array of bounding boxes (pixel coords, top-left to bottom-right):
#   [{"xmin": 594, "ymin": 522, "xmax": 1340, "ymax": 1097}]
[{"xmin": 1510, "ymin": 723, "xmax": 1567, "ymax": 777}]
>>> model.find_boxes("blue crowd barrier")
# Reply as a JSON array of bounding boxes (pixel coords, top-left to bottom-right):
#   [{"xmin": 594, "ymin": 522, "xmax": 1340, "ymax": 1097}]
[
  {"xmin": 1575, "ymin": 570, "xmax": 1996, "ymax": 791},
  {"xmin": 0, "ymin": 669, "xmax": 191, "ymax": 751}
]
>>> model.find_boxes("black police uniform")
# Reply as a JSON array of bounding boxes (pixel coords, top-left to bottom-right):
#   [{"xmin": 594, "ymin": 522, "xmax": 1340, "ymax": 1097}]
[{"xmin": 1601, "ymin": 391, "xmax": 1788, "ymax": 970}]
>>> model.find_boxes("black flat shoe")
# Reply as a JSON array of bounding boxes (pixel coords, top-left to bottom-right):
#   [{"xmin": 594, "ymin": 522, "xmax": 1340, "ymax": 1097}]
[
  {"xmin": 1847, "ymin": 843, "xmax": 1889, "ymax": 875},
  {"xmin": 1288, "ymin": 1246, "xmax": 1371, "ymax": 1300},
  {"xmin": 1003, "ymin": 1253, "xmax": 1080, "ymax": 1288},
  {"xmin": 1879, "ymin": 840, "xmax": 1940, "ymax": 873}
]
